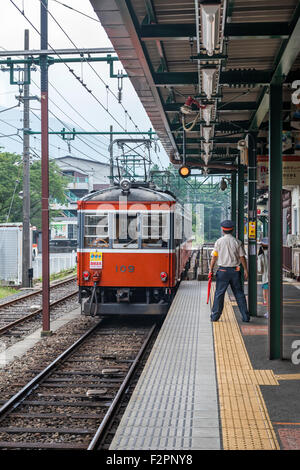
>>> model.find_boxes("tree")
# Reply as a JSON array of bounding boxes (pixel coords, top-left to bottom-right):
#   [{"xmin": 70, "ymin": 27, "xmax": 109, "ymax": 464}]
[{"xmin": 0, "ymin": 151, "xmax": 67, "ymax": 229}]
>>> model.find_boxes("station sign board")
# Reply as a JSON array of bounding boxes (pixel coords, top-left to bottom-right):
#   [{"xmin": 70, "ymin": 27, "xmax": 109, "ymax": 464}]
[{"xmin": 257, "ymin": 155, "xmax": 300, "ymax": 189}]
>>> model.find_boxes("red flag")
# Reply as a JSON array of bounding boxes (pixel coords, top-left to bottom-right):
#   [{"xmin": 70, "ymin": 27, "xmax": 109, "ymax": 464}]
[{"xmin": 207, "ymin": 272, "xmax": 213, "ymax": 304}]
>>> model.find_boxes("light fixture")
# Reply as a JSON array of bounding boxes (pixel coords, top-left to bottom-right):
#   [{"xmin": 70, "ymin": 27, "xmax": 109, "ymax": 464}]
[
  {"xmin": 178, "ymin": 166, "xmax": 191, "ymax": 178},
  {"xmin": 220, "ymin": 177, "xmax": 228, "ymax": 191},
  {"xmin": 201, "ymin": 68, "xmax": 216, "ymax": 99},
  {"xmin": 200, "ymin": 3, "xmax": 221, "ymax": 56},
  {"xmin": 203, "ymin": 142, "xmax": 211, "ymax": 164},
  {"xmin": 202, "ymin": 125, "xmax": 212, "ymax": 143},
  {"xmin": 202, "ymin": 105, "xmax": 212, "ymax": 125},
  {"xmin": 120, "ymin": 179, "xmax": 131, "ymax": 193}
]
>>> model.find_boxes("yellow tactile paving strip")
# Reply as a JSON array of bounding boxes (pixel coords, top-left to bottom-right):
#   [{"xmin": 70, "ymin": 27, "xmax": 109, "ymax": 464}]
[
  {"xmin": 211, "ymin": 284, "xmax": 280, "ymax": 450},
  {"xmin": 275, "ymin": 374, "xmax": 300, "ymax": 381}
]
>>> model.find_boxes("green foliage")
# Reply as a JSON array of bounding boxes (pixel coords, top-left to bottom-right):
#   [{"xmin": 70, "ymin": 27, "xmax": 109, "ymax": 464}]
[{"xmin": 0, "ymin": 151, "xmax": 68, "ymax": 229}]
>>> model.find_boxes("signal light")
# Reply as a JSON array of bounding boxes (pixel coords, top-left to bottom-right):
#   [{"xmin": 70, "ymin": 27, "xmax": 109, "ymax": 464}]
[
  {"xmin": 160, "ymin": 272, "xmax": 168, "ymax": 282},
  {"xmin": 83, "ymin": 271, "xmax": 90, "ymax": 281},
  {"xmin": 178, "ymin": 166, "xmax": 191, "ymax": 178}
]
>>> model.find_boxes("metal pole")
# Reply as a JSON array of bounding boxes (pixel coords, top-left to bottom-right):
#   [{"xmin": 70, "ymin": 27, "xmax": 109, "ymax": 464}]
[
  {"xmin": 268, "ymin": 83, "xmax": 283, "ymax": 359},
  {"xmin": 22, "ymin": 29, "xmax": 31, "ymax": 288},
  {"xmin": 247, "ymin": 133, "xmax": 257, "ymax": 317},
  {"xmin": 238, "ymin": 160, "xmax": 245, "ymax": 285},
  {"xmin": 231, "ymin": 171, "xmax": 237, "ymax": 231},
  {"xmin": 109, "ymin": 125, "xmax": 113, "ymax": 184},
  {"xmin": 237, "ymin": 161, "xmax": 244, "ymax": 244},
  {"xmin": 40, "ymin": 0, "xmax": 51, "ymax": 336}
]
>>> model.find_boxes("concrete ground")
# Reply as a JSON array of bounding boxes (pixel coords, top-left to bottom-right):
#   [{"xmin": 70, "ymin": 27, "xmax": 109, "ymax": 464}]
[{"xmin": 230, "ymin": 281, "xmax": 300, "ymax": 450}]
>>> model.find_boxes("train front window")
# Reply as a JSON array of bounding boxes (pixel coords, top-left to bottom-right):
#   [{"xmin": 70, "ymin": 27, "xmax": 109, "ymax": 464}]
[
  {"xmin": 84, "ymin": 214, "xmax": 109, "ymax": 247},
  {"xmin": 113, "ymin": 213, "xmax": 139, "ymax": 248},
  {"xmin": 141, "ymin": 213, "xmax": 169, "ymax": 249}
]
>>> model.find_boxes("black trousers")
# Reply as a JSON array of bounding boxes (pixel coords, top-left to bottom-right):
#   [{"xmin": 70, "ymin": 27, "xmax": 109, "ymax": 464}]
[{"xmin": 211, "ymin": 267, "xmax": 250, "ymax": 322}]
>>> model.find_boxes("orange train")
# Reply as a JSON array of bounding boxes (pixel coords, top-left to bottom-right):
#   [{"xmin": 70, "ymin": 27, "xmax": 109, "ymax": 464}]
[{"xmin": 77, "ymin": 180, "xmax": 192, "ymax": 316}]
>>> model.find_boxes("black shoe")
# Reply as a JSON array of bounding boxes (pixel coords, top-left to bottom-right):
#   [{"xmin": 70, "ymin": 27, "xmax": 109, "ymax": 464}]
[{"xmin": 242, "ymin": 318, "xmax": 250, "ymax": 323}]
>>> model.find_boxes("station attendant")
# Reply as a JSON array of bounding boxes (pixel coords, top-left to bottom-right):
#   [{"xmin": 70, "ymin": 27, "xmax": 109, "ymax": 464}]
[{"xmin": 209, "ymin": 220, "xmax": 250, "ymax": 322}]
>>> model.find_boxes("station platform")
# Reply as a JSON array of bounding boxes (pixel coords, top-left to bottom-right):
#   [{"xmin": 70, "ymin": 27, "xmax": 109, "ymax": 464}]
[{"xmin": 110, "ymin": 280, "xmax": 300, "ymax": 451}]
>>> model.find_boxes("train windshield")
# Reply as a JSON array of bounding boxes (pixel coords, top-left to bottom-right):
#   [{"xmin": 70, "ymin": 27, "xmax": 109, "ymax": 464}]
[
  {"xmin": 84, "ymin": 214, "xmax": 109, "ymax": 248},
  {"xmin": 83, "ymin": 211, "xmax": 170, "ymax": 249},
  {"xmin": 141, "ymin": 213, "xmax": 169, "ymax": 248},
  {"xmin": 113, "ymin": 213, "xmax": 139, "ymax": 248}
]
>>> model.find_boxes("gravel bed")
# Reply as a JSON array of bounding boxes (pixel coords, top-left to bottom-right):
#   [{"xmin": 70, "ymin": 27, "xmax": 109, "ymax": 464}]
[
  {"xmin": 0, "ymin": 316, "xmax": 157, "ymax": 449},
  {"xmin": 0, "ymin": 315, "xmax": 98, "ymax": 401},
  {"xmin": 0, "ymin": 294, "xmax": 80, "ymax": 350}
]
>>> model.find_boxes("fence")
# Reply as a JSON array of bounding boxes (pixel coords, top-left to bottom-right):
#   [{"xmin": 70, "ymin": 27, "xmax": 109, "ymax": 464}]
[{"xmin": 33, "ymin": 251, "xmax": 77, "ymax": 279}]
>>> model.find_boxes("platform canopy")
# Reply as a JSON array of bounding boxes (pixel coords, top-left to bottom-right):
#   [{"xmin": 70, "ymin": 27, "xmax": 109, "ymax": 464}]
[{"xmin": 90, "ymin": 0, "xmax": 300, "ymax": 174}]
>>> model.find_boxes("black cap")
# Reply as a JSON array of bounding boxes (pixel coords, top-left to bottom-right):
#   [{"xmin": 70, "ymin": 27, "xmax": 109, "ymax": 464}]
[{"xmin": 221, "ymin": 219, "xmax": 235, "ymax": 231}]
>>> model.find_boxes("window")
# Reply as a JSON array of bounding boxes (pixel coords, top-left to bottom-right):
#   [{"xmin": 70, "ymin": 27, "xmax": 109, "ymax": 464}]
[
  {"xmin": 142, "ymin": 213, "xmax": 169, "ymax": 248},
  {"xmin": 68, "ymin": 223, "xmax": 77, "ymax": 240},
  {"xmin": 113, "ymin": 213, "xmax": 139, "ymax": 248},
  {"xmin": 84, "ymin": 214, "xmax": 109, "ymax": 248},
  {"xmin": 174, "ymin": 210, "xmax": 182, "ymax": 245}
]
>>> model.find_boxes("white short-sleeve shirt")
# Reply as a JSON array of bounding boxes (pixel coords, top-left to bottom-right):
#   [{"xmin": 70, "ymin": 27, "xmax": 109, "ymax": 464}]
[{"xmin": 212, "ymin": 234, "xmax": 246, "ymax": 267}]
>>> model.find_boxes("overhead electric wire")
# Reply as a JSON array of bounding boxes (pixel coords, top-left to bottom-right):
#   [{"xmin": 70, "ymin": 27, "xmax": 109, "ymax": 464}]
[
  {"xmin": 49, "ymin": 0, "xmax": 101, "ymax": 23},
  {"xmin": 41, "ymin": 1, "xmax": 164, "ymax": 168},
  {"xmin": 8, "ymin": 0, "xmax": 130, "ymax": 132},
  {"xmin": 0, "ymin": 46, "xmax": 111, "ymax": 158},
  {"xmin": 8, "ymin": 0, "xmax": 164, "ymax": 169}
]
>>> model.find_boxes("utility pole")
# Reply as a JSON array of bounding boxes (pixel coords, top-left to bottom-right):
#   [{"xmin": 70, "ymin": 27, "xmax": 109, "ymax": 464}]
[
  {"xmin": 110, "ymin": 124, "xmax": 113, "ymax": 184},
  {"xmin": 22, "ymin": 29, "xmax": 31, "ymax": 288},
  {"xmin": 40, "ymin": 0, "xmax": 51, "ymax": 336}
]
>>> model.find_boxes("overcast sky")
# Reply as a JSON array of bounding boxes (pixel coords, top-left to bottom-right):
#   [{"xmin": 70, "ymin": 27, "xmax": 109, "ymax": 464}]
[{"xmin": 0, "ymin": 0, "xmax": 169, "ymax": 169}]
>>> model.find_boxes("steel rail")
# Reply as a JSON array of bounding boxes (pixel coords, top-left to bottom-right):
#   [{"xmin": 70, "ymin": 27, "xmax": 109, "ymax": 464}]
[
  {"xmin": 0, "ymin": 290, "xmax": 78, "ymax": 335},
  {"xmin": 87, "ymin": 323, "xmax": 157, "ymax": 450},
  {"xmin": 0, "ymin": 276, "xmax": 76, "ymax": 310},
  {"xmin": 0, "ymin": 320, "xmax": 103, "ymax": 422}
]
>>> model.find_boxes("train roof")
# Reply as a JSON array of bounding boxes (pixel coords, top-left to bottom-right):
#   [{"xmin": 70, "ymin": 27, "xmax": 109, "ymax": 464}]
[{"xmin": 81, "ymin": 185, "xmax": 176, "ymax": 203}]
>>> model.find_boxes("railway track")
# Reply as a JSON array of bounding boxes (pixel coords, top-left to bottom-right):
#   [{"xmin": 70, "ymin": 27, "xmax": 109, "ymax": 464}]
[
  {"xmin": 0, "ymin": 318, "xmax": 158, "ymax": 450},
  {"xmin": 0, "ymin": 277, "xmax": 78, "ymax": 337}
]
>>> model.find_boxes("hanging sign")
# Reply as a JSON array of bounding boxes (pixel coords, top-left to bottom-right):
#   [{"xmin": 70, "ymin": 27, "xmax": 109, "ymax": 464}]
[{"xmin": 257, "ymin": 155, "xmax": 300, "ymax": 188}]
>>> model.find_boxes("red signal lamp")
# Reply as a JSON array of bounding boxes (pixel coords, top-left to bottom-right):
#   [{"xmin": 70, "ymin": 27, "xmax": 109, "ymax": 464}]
[
  {"xmin": 160, "ymin": 272, "xmax": 168, "ymax": 282},
  {"xmin": 83, "ymin": 271, "xmax": 90, "ymax": 281}
]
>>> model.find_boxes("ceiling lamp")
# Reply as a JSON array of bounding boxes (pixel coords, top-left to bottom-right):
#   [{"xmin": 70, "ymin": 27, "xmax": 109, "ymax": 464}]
[
  {"xmin": 203, "ymin": 142, "xmax": 211, "ymax": 154},
  {"xmin": 201, "ymin": 68, "xmax": 216, "ymax": 99},
  {"xmin": 203, "ymin": 142, "xmax": 211, "ymax": 164},
  {"xmin": 202, "ymin": 126, "xmax": 212, "ymax": 142},
  {"xmin": 200, "ymin": 3, "xmax": 221, "ymax": 56},
  {"xmin": 202, "ymin": 105, "xmax": 213, "ymax": 125}
]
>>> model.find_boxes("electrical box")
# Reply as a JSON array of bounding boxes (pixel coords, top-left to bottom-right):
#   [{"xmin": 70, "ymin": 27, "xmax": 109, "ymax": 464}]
[{"xmin": 0, "ymin": 224, "xmax": 32, "ymax": 285}]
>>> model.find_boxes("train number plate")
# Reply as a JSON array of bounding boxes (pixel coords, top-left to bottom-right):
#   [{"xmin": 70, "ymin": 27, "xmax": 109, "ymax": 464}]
[{"xmin": 89, "ymin": 252, "xmax": 102, "ymax": 269}]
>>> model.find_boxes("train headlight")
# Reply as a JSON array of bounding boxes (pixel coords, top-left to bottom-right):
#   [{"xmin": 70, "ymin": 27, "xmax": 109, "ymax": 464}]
[
  {"xmin": 83, "ymin": 271, "xmax": 90, "ymax": 281},
  {"xmin": 120, "ymin": 179, "xmax": 131, "ymax": 193},
  {"xmin": 160, "ymin": 272, "xmax": 168, "ymax": 282}
]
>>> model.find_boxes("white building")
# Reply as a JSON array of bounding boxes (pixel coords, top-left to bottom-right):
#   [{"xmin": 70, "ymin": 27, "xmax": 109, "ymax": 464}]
[{"xmin": 50, "ymin": 155, "xmax": 115, "ymax": 215}]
